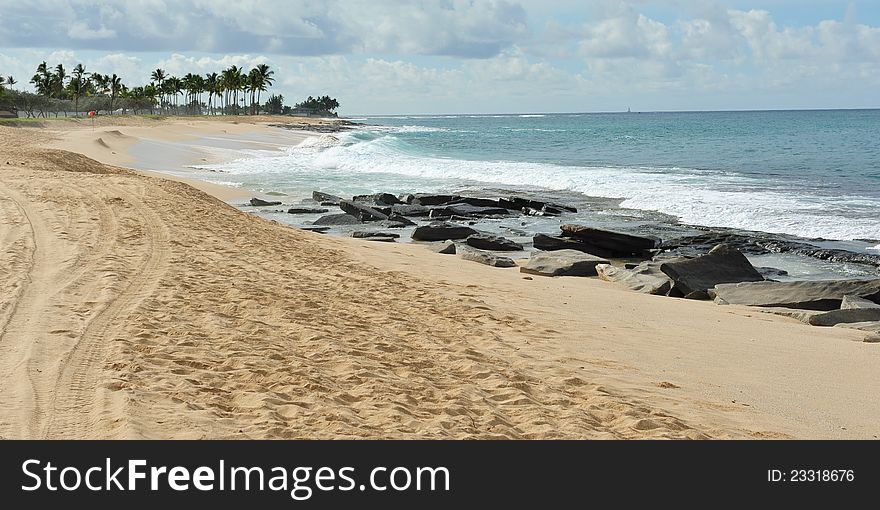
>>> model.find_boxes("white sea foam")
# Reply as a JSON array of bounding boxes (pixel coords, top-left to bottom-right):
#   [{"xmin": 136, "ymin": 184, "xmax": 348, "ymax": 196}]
[
  {"xmin": 868, "ymin": 244, "xmax": 880, "ymax": 251},
  {"xmin": 210, "ymin": 132, "xmax": 880, "ymax": 241},
  {"xmin": 518, "ymin": 114, "xmax": 545, "ymax": 118}
]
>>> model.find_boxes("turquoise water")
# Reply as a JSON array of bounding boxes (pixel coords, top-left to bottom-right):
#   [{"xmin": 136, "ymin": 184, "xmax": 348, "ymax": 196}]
[{"xmin": 204, "ymin": 110, "xmax": 880, "ymax": 243}]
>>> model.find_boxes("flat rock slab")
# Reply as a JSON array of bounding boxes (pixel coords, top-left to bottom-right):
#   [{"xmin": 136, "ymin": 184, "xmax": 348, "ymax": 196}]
[
  {"xmin": 533, "ymin": 234, "xmax": 613, "ymax": 258},
  {"xmin": 339, "ymin": 200, "xmax": 390, "ymax": 222},
  {"xmin": 362, "ymin": 236, "xmax": 397, "ymax": 243},
  {"xmin": 352, "ymin": 231, "xmax": 401, "ymax": 239},
  {"xmin": 412, "ymin": 222, "xmax": 478, "ymax": 241},
  {"xmin": 756, "ymin": 307, "xmax": 822, "ymax": 324},
  {"xmin": 713, "ymin": 279, "xmax": 880, "ymax": 311},
  {"xmin": 352, "ymin": 193, "xmax": 402, "ymax": 205},
  {"xmin": 313, "ymin": 213, "xmax": 361, "ymax": 226},
  {"xmin": 459, "ymin": 248, "xmax": 516, "ymax": 268},
  {"xmin": 596, "ymin": 262, "xmax": 674, "ymax": 295},
  {"xmin": 250, "ymin": 198, "xmax": 282, "ymax": 207},
  {"xmin": 833, "ymin": 321, "xmax": 880, "ymax": 332},
  {"xmin": 809, "ymin": 308, "xmax": 880, "ymax": 327},
  {"xmin": 429, "ymin": 204, "xmax": 511, "ymax": 218},
  {"xmin": 407, "ymin": 194, "xmax": 461, "ymax": 206},
  {"xmin": 466, "ymin": 233, "xmax": 523, "ymax": 251},
  {"xmin": 521, "ymin": 249, "xmax": 609, "ymax": 277},
  {"xmin": 288, "ymin": 207, "xmax": 329, "ymax": 214},
  {"xmin": 312, "ymin": 191, "xmax": 343, "ymax": 205},
  {"xmin": 660, "ymin": 244, "xmax": 764, "ymax": 295},
  {"xmin": 561, "ymin": 225, "xmax": 658, "ymax": 255},
  {"xmin": 841, "ymin": 295, "xmax": 880, "ymax": 309}
]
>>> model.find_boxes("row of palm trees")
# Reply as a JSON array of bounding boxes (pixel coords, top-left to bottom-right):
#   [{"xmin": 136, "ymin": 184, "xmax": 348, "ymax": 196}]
[{"xmin": 22, "ymin": 61, "xmax": 274, "ymax": 116}]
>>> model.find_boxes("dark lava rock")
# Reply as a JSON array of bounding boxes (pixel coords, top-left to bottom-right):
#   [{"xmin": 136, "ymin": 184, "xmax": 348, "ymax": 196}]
[
  {"xmin": 561, "ymin": 225, "xmax": 659, "ymax": 256},
  {"xmin": 500, "ymin": 197, "xmax": 577, "ymax": 213},
  {"xmin": 339, "ymin": 200, "xmax": 390, "ymax": 222},
  {"xmin": 447, "ymin": 197, "xmax": 506, "ymax": 208},
  {"xmin": 465, "ymin": 233, "xmax": 524, "ymax": 251},
  {"xmin": 312, "ymin": 191, "xmax": 344, "ymax": 205},
  {"xmin": 299, "ymin": 226, "xmax": 330, "ymax": 233},
  {"xmin": 250, "ymin": 198, "xmax": 282, "ymax": 207},
  {"xmin": 713, "ymin": 279, "xmax": 880, "ymax": 311},
  {"xmin": 352, "ymin": 193, "xmax": 402, "ymax": 205},
  {"xmin": 428, "ymin": 204, "xmax": 510, "ymax": 219},
  {"xmin": 352, "ymin": 231, "xmax": 401, "ymax": 239},
  {"xmin": 412, "ymin": 222, "xmax": 478, "ymax": 241},
  {"xmin": 407, "ymin": 194, "xmax": 461, "ymax": 206},
  {"xmin": 659, "ymin": 244, "xmax": 764, "ymax": 295},
  {"xmin": 288, "ymin": 207, "xmax": 329, "ymax": 214},
  {"xmin": 756, "ymin": 267, "xmax": 789, "ymax": 280},
  {"xmin": 312, "ymin": 213, "xmax": 361, "ymax": 226},
  {"xmin": 389, "ymin": 204, "xmax": 434, "ymax": 217},
  {"xmin": 533, "ymin": 234, "xmax": 613, "ymax": 258}
]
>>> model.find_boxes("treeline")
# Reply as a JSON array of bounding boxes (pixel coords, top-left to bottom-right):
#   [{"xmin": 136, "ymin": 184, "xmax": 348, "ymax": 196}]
[{"xmin": 0, "ymin": 61, "xmax": 342, "ymax": 119}]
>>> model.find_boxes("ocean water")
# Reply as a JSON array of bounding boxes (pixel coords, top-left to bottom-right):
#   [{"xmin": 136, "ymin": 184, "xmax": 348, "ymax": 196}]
[{"xmin": 195, "ymin": 109, "xmax": 880, "ymax": 278}]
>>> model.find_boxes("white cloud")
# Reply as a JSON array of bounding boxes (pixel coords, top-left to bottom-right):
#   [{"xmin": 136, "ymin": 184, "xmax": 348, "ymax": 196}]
[{"xmin": 67, "ymin": 20, "xmax": 116, "ymax": 40}]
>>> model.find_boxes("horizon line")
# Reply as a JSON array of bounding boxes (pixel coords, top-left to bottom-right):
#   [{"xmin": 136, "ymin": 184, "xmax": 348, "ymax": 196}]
[{"xmin": 343, "ymin": 107, "xmax": 880, "ymax": 118}]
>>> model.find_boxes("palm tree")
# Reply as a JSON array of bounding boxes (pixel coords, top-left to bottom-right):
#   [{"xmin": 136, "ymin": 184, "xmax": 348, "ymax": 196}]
[
  {"xmin": 108, "ymin": 74, "xmax": 122, "ymax": 113},
  {"xmin": 254, "ymin": 64, "xmax": 274, "ymax": 113},
  {"xmin": 5, "ymin": 75, "xmax": 16, "ymax": 91},
  {"xmin": 247, "ymin": 68, "xmax": 260, "ymax": 115},
  {"xmin": 69, "ymin": 64, "xmax": 88, "ymax": 116},
  {"xmin": 150, "ymin": 68, "xmax": 166, "ymax": 111},
  {"xmin": 204, "ymin": 72, "xmax": 218, "ymax": 114},
  {"xmin": 31, "ymin": 61, "xmax": 52, "ymax": 98},
  {"xmin": 220, "ymin": 66, "xmax": 238, "ymax": 114},
  {"xmin": 53, "ymin": 64, "xmax": 67, "ymax": 100}
]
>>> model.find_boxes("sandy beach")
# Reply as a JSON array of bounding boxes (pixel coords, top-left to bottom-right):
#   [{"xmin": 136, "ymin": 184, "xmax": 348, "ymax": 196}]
[{"xmin": 0, "ymin": 116, "xmax": 877, "ymax": 440}]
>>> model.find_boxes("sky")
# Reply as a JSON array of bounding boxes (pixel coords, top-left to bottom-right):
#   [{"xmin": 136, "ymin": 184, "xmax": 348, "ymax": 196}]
[{"xmin": 1, "ymin": 0, "xmax": 878, "ymax": 114}]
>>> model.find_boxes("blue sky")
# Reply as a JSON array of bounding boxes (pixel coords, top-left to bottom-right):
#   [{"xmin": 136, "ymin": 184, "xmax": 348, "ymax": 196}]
[{"xmin": 1, "ymin": 1, "xmax": 878, "ymax": 114}]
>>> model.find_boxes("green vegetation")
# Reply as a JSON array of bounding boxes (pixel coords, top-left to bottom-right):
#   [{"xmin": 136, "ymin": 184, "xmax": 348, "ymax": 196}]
[
  {"xmin": 295, "ymin": 95, "xmax": 340, "ymax": 115},
  {"xmin": 0, "ymin": 61, "xmax": 287, "ymax": 118}
]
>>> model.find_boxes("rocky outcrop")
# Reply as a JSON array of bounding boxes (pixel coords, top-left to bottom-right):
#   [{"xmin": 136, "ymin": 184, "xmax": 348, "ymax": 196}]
[
  {"xmin": 560, "ymin": 225, "xmax": 658, "ymax": 256},
  {"xmin": 406, "ymin": 194, "xmax": 461, "ymax": 206},
  {"xmin": 713, "ymin": 279, "xmax": 880, "ymax": 310},
  {"xmin": 338, "ymin": 200, "xmax": 390, "ymax": 222},
  {"xmin": 353, "ymin": 193, "xmax": 402, "ymax": 205},
  {"xmin": 288, "ymin": 207, "xmax": 329, "ymax": 214},
  {"xmin": 312, "ymin": 191, "xmax": 343, "ymax": 205},
  {"xmin": 412, "ymin": 222, "xmax": 478, "ymax": 241},
  {"xmin": 389, "ymin": 204, "xmax": 434, "ymax": 217},
  {"xmin": 841, "ymin": 295, "xmax": 880, "ymax": 310},
  {"xmin": 352, "ymin": 231, "xmax": 401, "ymax": 239},
  {"xmin": 808, "ymin": 308, "xmax": 880, "ymax": 327},
  {"xmin": 250, "ymin": 198, "xmax": 282, "ymax": 207},
  {"xmin": 533, "ymin": 234, "xmax": 613, "ymax": 258},
  {"xmin": 459, "ymin": 248, "xmax": 516, "ymax": 268},
  {"xmin": 500, "ymin": 197, "xmax": 577, "ymax": 213},
  {"xmin": 520, "ymin": 250, "xmax": 609, "ymax": 277},
  {"xmin": 312, "ymin": 213, "xmax": 361, "ymax": 226},
  {"xmin": 659, "ymin": 244, "xmax": 764, "ymax": 295},
  {"xmin": 465, "ymin": 233, "xmax": 524, "ymax": 251},
  {"xmin": 595, "ymin": 262, "xmax": 674, "ymax": 295},
  {"xmin": 428, "ymin": 204, "xmax": 510, "ymax": 219},
  {"xmin": 447, "ymin": 197, "xmax": 506, "ymax": 208}
]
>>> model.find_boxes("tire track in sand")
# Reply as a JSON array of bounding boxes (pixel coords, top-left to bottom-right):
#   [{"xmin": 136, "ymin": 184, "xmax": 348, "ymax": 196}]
[{"xmin": 43, "ymin": 183, "xmax": 170, "ymax": 438}]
